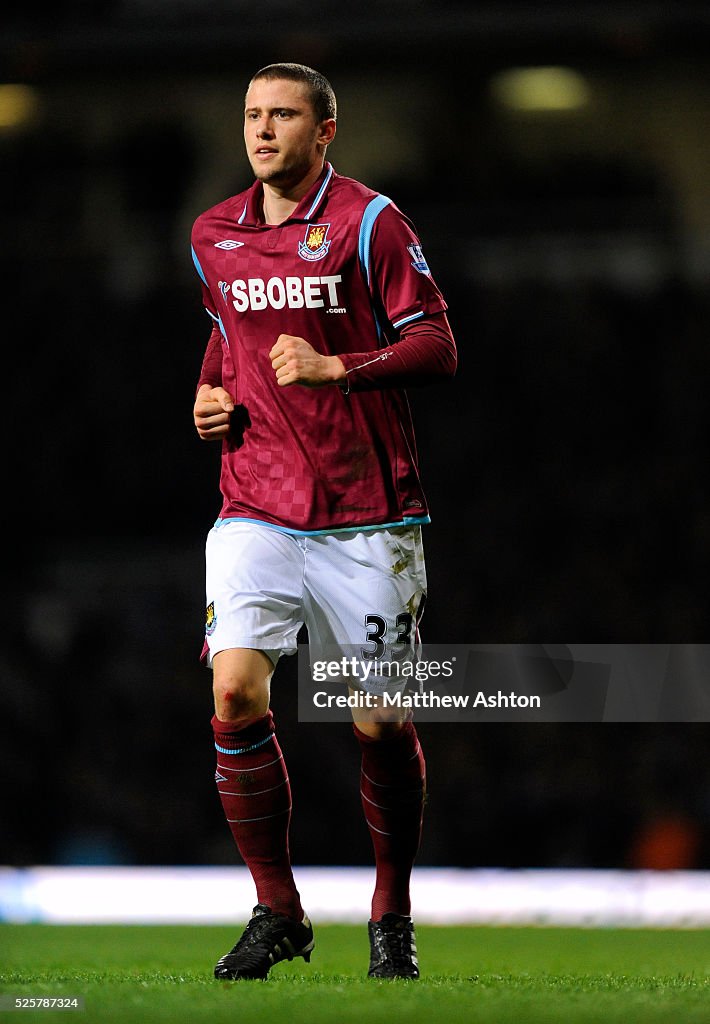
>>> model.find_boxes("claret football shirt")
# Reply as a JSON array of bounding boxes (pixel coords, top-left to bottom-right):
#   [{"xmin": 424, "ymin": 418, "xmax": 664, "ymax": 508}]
[{"xmin": 191, "ymin": 161, "xmax": 450, "ymax": 534}]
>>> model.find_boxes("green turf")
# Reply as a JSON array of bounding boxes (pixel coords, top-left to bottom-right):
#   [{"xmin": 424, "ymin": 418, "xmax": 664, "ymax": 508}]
[{"xmin": 1, "ymin": 924, "xmax": 709, "ymax": 1023}]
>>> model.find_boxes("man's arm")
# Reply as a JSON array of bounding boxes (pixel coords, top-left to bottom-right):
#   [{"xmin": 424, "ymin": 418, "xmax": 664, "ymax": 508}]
[
  {"xmin": 337, "ymin": 311, "xmax": 456, "ymax": 391},
  {"xmin": 346, "ymin": 199, "xmax": 457, "ymax": 390},
  {"xmin": 194, "ymin": 323, "xmax": 234, "ymax": 440},
  {"xmin": 197, "ymin": 322, "xmax": 224, "ymax": 392},
  {"xmin": 269, "ymin": 311, "xmax": 456, "ymax": 391}
]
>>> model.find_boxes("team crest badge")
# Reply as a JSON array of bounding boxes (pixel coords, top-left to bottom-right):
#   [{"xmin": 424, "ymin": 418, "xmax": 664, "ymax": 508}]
[
  {"xmin": 407, "ymin": 243, "xmax": 430, "ymax": 275},
  {"xmin": 298, "ymin": 223, "xmax": 331, "ymax": 262},
  {"xmin": 205, "ymin": 600, "xmax": 217, "ymax": 636}
]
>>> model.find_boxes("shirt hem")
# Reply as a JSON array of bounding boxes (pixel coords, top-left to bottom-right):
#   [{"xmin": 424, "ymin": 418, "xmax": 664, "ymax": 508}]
[{"xmin": 212, "ymin": 515, "xmax": 431, "ymax": 536}]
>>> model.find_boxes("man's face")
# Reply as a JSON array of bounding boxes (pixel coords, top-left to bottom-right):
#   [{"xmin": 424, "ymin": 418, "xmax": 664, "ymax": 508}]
[{"xmin": 244, "ymin": 78, "xmax": 331, "ymax": 190}]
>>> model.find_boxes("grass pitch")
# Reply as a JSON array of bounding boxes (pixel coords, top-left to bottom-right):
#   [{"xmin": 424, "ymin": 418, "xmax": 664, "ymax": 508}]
[{"xmin": 1, "ymin": 923, "xmax": 709, "ymax": 1023}]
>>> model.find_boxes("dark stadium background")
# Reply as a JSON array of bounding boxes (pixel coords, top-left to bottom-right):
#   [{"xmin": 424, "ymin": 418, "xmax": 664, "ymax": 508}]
[{"xmin": 2, "ymin": 2, "xmax": 709, "ymax": 872}]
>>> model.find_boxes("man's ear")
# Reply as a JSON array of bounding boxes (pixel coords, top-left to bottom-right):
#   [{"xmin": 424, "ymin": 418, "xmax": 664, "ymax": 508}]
[{"xmin": 318, "ymin": 118, "xmax": 337, "ymax": 147}]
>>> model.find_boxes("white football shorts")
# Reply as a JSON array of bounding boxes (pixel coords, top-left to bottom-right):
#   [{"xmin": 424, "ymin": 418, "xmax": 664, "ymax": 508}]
[{"xmin": 203, "ymin": 519, "xmax": 427, "ymax": 690}]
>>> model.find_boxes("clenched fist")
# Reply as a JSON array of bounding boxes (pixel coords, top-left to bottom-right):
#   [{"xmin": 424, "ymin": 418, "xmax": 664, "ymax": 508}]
[
  {"xmin": 193, "ymin": 384, "xmax": 234, "ymax": 440},
  {"xmin": 269, "ymin": 334, "xmax": 346, "ymax": 388}
]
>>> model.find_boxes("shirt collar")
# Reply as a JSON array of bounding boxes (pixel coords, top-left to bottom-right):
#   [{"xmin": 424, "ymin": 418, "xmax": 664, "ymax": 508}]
[{"xmin": 240, "ymin": 161, "xmax": 334, "ymax": 227}]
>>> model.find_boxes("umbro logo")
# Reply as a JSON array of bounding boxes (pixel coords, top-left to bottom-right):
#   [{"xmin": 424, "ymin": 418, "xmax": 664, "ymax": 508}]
[
  {"xmin": 215, "ymin": 770, "xmax": 228, "ymax": 783},
  {"xmin": 214, "ymin": 239, "xmax": 244, "ymax": 250}
]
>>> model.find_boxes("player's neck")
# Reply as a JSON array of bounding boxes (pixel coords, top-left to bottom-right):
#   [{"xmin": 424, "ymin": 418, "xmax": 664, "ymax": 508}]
[{"xmin": 261, "ymin": 160, "xmax": 326, "ymax": 225}]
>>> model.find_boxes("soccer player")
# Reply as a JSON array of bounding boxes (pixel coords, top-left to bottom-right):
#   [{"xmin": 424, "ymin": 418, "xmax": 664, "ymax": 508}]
[{"xmin": 191, "ymin": 62, "xmax": 456, "ymax": 981}]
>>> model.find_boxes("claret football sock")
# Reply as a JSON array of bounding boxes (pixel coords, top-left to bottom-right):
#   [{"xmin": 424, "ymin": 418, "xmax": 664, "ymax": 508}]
[
  {"xmin": 354, "ymin": 719, "xmax": 426, "ymax": 921},
  {"xmin": 212, "ymin": 711, "xmax": 303, "ymax": 921}
]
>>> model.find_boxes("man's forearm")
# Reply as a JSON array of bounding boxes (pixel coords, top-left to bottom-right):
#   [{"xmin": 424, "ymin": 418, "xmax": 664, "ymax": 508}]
[
  {"xmin": 337, "ymin": 312, "xmax": 457, "ymax": 392},
  {"xmin": 197, "ymin": 323, "xmax": 224, "ymax": 393}
]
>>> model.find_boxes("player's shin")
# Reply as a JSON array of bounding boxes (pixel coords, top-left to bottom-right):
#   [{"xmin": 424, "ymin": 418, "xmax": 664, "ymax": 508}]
[
  {"xmin": 354, "ymin": 718, "xmax": 426, "ymax": 920},
  {"xmin": 212, "ymin": 711, "xmax": 303, "ymax": 921}
]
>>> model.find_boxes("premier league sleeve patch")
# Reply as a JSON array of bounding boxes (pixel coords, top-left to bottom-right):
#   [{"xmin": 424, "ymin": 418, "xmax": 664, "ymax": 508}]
[
  {"xmin": 298, "ymin": 223, "xmax": 332, "ymax": 262},
  {"xmin": 407, "ymin": 243, "xmax": 431, "ymax": 275}
]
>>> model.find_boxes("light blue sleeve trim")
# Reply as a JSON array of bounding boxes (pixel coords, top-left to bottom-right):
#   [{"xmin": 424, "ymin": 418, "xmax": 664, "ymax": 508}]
[
  {"xmin": 358, "ymin": 194, "xmax": 392, "ymax": 288},
  {"xmin": 191, "ymin": 244, "xmax": 207, "ymax": 285},
  {"xmin": 213, "ymin": 514, "xmax": 430, "ymax": 537},
  {"xmin": 206, "ymin": 308, "xmax": 228, "ymax": 343},
  {"xmin": 392, "ymin": 310, "xmax": 425, "ymax": 329},
  {"xmin": 194, "ymin": 246, "xmax": 227, "ymax": 340}
]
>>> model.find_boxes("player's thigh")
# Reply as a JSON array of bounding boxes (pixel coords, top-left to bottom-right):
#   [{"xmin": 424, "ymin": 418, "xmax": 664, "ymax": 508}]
[
  {"xmin": 303, "ymin": 526, "xmax": 427, "ymax": 654},
  {"xmin": 205, "ymin": 521, "xmax": 304, "ymax": 661}
]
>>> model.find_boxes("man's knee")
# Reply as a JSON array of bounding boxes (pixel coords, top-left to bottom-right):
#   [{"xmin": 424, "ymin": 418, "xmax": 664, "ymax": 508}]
[
  {"xmin": 353, "ymin": 717, "xmax": 408, "ymax": 741},
  {"xmin": 212, "ymin": 648, "xmax": 274, "ymax": 724},
  {"xmin": 213, "ymin": 680, "xmax": 265, "ymax": 723}
]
